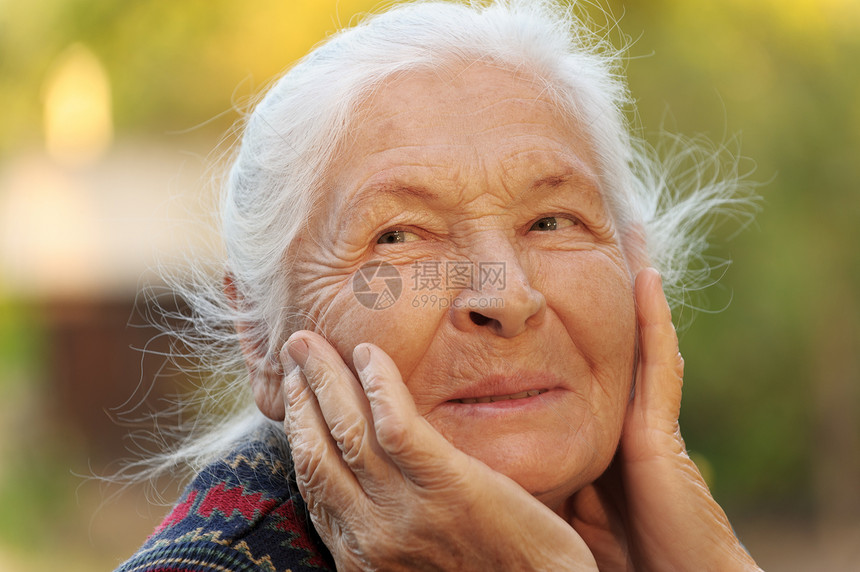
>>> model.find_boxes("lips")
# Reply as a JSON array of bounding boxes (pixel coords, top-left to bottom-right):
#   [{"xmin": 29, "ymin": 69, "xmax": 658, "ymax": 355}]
[
  {"xmin": 443, "ymin": 371, "xmax": 561, "ymax": 406},
  {"xmin": 451, "ymin": 389, "xmax": 548, "ymax": 404}
]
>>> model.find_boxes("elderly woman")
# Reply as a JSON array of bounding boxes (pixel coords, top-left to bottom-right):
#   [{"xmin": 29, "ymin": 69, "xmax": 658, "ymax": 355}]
[{"xmin": 118, "ymin": 1, "xmax": 761, "ymax": 570}]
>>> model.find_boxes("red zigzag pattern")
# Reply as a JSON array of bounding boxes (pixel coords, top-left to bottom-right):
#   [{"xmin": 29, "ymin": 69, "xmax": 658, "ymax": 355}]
[{"xmin": 198, "ymin": 482, "xmax": 278, "ymax": 521}]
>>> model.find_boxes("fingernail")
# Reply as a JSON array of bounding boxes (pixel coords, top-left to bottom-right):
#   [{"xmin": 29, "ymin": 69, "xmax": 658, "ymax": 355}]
[
  {"xmin": 353, "ymin": 344, "xmax": 371, "ymax": 372},
  {"xmin": 286, "ymin": 338, "xmax": 309, "ymax": 368}
]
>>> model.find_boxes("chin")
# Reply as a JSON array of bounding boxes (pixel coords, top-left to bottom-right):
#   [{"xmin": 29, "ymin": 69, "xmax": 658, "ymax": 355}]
[{"xmin": 447, "ymin": 429, "xmax": 610, "ymax": 510}]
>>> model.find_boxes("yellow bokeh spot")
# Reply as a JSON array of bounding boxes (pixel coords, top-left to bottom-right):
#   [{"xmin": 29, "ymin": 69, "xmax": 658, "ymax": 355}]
[{"xmin": 43, "ymin": 44, "xmax": 113, "ymax": 167}]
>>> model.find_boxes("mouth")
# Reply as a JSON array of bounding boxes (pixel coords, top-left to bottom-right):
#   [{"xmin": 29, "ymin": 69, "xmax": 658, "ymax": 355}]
[{"xmin": 450, "ymin": 389, "xmax": 548, "ymax": 404}]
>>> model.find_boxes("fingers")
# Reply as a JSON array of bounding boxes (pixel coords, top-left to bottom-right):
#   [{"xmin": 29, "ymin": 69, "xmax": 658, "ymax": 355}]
[
  {"xmin": 283, "ymin": 332, "xmax": 396, "ymax": 490},
  {"xmin": 285, "ymin": 330, "xmax": 482, "ymax": 496},
  {"xmin": 632, "ymin": 269, "xmax": 684, "ymax": 427},
  {"xmin": 283, "ymin": 331, "xmax": 466, "ymax": 498},
  {"xmin": 622, "ymin": 268, "xmax": 686, "ymax": 462},
  {"xmin": 353, "ymin": 343, "xmax": 471, "ymax": 491},
  {"xmin": 281, "ymin": 359, "xmax": 365, "ymax": 517}
]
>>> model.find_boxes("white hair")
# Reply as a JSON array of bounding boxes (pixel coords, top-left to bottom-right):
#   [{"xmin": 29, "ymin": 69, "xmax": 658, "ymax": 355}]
[{"xmin": 120, "ymin": 0, "xmax": 756, "ymax": 484}]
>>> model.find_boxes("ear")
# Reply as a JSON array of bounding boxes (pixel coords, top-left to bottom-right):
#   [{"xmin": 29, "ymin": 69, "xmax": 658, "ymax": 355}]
[{"xmin": 224, "ymin": 273, "xmax": 286, "ymax": 421}]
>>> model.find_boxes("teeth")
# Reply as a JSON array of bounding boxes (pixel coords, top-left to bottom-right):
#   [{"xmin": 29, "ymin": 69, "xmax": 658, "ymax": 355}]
[{"xmin": 454, "ymin": 389, "xmax": 546, "ymax": 404}]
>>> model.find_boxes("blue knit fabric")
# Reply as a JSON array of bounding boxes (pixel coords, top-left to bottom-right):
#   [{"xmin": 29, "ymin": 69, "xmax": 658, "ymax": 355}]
[{"xmin": 116, "ymin": 431, "xmax": 335, "ymax": 572}]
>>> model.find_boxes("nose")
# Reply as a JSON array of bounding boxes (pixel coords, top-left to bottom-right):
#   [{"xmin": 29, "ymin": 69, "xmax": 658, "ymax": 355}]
[{"xmin": 449, "ymin": 246, "xmax": 546, "ymax": 338}]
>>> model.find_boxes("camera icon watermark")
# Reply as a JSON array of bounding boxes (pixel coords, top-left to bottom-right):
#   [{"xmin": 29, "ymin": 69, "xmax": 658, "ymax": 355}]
[
  {"xmin": 352, "ymin": 260, "xmax": 507, "ymax": 310},
  {"xmin": 352, "ymin": 260, "xmax": 403, "ymax": 310}
]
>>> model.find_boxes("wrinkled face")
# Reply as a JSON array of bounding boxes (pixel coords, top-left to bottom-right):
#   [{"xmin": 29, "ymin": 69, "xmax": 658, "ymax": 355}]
[{"xmin": 291, "ymin": 65, "xmax": 636, "ymax": 512}]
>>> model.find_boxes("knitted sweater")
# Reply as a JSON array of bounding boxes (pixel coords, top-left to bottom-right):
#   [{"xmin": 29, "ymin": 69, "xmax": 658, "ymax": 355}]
[{"xmin": 116, "ymin": 430, "xmax": 336, "ymax": 572}]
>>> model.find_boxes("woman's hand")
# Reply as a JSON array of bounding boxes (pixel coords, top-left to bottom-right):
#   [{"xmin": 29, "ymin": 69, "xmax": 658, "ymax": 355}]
[
  {"xmin": 568, "ymin": 268, "xmax": 762, "ymax": 571},
  {"xmin": 282, "ymin": 331, "xmax": 598, "ymax": 571}
]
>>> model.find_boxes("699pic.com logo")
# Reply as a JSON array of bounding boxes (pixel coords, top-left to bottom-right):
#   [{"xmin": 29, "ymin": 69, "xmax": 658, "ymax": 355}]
[{"xmin": 352, "ymin": 260, "xmax": 403, "ymax": 310}]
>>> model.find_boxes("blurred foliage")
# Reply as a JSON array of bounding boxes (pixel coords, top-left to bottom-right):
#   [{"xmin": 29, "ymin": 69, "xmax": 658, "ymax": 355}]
[
  {"xmin": 0, "ymin": 300, "xmax": 44, "ymax": 380},
  {"xmin": 0, "ymin": 0, "xmax": 382, "ymax": 155},
  {"xmin": 0, "ymin": 0, "xmax": 858, "ymax": 525},
  {"xmin": 0, "ymin": 300, "xmax": 62, "ymax": 551}
]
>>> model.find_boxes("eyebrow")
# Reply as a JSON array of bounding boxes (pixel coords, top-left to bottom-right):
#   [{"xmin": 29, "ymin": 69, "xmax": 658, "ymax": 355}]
[
  {"xmin": 526, "ymin": 168, "xmax": 602, "ymax": 201},
  {"xmin": 530, "ymin": 174, "xmax": 572, "ymax": 191}
]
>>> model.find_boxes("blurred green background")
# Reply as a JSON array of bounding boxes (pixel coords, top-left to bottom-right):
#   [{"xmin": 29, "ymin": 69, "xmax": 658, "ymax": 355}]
[{"xmin": 0, "ymin": 0, "xmax": 858, "ymax": 570}]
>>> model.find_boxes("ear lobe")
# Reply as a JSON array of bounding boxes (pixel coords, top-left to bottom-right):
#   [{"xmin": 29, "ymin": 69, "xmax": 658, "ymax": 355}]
[{"xmin": 224, "ymin": 273, "xmax": 286, "ymax": 421}]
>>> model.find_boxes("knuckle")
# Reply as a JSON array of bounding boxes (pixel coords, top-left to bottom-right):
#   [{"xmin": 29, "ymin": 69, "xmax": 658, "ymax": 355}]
[
  {"xmin": 334, "ymin": 537, "xmax": 373, "ymax": 572},
  {"xmin": 361, "ymin": 367, "xmax": 388, "ymax": 395},
  {"xmin": 286, "ymin": 377, "xmax": 311, "ymax": 409},
  {"xmin": 375, "ymin": 420, "xmax": 413, "ymax": 457},
  {"xmin": 289, "ymin": 437, "xmax": 326, "ymax": 490},
  {"xmin": 302, "ymin": 452, "xmax": 328, "ymax": 490},
  {"xmin": 334, "ymin": 419, "xmax": 369, "ymax": 468},
  {"xmin": 309, "ymin": 364, "xmax": 338, "ymax": 394},
  {"xmin": 345, "ymin": 523, "xmax": 403, "ymax": 570}
]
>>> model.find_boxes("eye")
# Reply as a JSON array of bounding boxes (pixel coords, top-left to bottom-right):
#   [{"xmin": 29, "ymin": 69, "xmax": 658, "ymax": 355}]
[
  {"xmin": 529, "ymin": 216, "xmax": 578, "ymax": 232},
  {"xmin": 376, "ymin": 229, "xmax": 421, "ymax": 244}
]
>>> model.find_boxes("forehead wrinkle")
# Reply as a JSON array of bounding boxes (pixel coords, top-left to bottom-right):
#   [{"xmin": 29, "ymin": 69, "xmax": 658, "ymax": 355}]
[
  {"xmin": 345, "ymin": 180, "xmax": 441, "ymax": 215},
  {"xmin": 468, "ymin": 120, "xmax": 564, "ymax": 142},
  {"xmin": 432, "ymin": 95, "xmax": 556, "ymax": 121},
  {"xmin": 340, "ymin": 153, "xmax": 470, "ymax": 214},
  {"xmin": 342, "ymin": 152, "xmax": 604, "ymax": 221}
]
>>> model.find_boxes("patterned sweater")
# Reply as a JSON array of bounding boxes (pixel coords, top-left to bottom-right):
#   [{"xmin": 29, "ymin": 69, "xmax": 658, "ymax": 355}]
[{"xmin": 116, "ymin": 431, "xmax": 336, "ymax": 572}]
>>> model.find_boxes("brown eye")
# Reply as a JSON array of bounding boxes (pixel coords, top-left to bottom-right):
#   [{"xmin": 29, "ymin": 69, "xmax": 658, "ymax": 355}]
[
  {"xmin": 529, "ymin": 216, "xmax": 576, "ymax": 232},
  {"xmin": 377, "ymin": 230, "xmax": 420, "ymax": 244}
]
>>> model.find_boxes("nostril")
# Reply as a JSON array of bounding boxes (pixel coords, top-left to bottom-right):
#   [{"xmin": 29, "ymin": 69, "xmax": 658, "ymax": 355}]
[{"xmin": 469, "ymin": 311, "xmax": 491, "ymax": 326}]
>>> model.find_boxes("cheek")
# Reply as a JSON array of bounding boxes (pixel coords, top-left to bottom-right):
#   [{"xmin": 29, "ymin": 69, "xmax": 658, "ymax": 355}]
[
  {"xmin": 540, "ymin": 252, "xmax": 636, "ymax": 393},
  {"xmin": 309, "ymin": 279, "xmax": 447, "ymax": 379}
]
